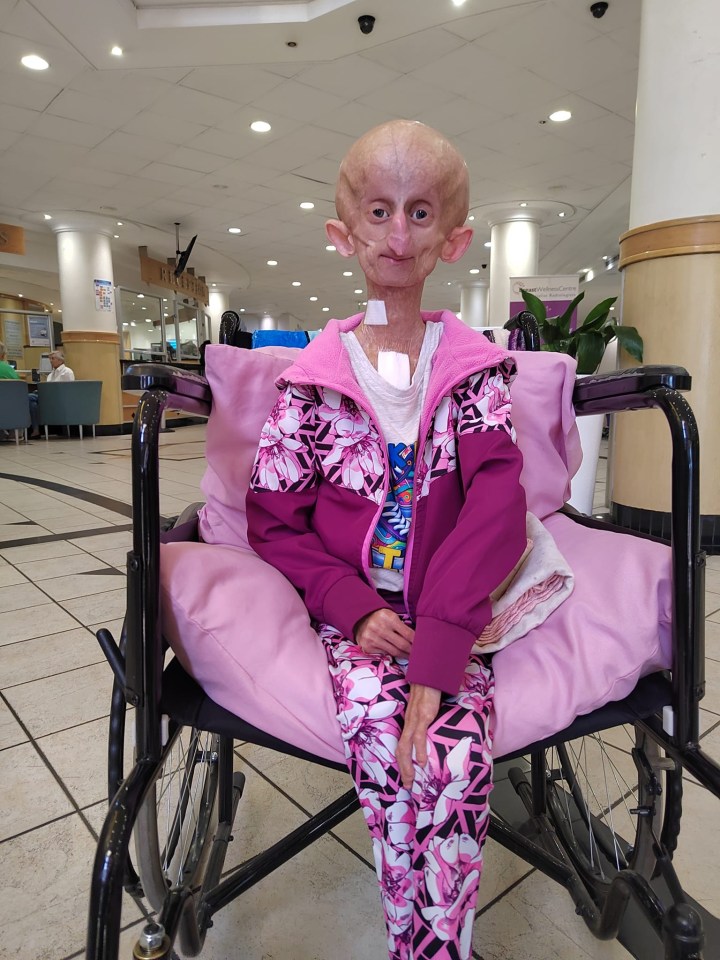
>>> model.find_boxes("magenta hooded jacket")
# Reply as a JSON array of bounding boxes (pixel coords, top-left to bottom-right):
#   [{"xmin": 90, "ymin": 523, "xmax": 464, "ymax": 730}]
[{"xmin": 245, "ymin": 310, "xmax": 527, "ymax": 696}]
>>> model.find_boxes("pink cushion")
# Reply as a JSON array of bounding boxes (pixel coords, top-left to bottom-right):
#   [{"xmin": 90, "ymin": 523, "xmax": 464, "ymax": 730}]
[
  {"xmin": 198, "ymin": 344, "xmax": 582, "ymax": 549},
  {"xmin": 160, "ymin": 514, "xmax": 672, "ymax": 761}
]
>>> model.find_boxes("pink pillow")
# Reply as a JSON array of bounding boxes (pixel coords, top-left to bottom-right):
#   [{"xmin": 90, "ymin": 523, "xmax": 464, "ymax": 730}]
[
  {"xmin": 198, "ymin": 344, "xmax": 582, "ymax": 549},
  {"xmin": 160, "ymin": 514, "xmax": 672, "ymax": 761}
]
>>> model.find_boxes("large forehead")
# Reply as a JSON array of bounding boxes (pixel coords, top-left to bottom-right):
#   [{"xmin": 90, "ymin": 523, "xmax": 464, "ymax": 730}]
[{"xmin": 342, "ymin": 122, "xmax": 464, "ymax": 199}]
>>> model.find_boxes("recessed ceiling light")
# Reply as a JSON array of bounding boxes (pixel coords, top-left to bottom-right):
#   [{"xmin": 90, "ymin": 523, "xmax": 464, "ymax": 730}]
[
  {"xmin": 111, "ymin": 45, "xmax": 123, "ymax": 56},
  {"xmin": 519, "ymin": 202, "xmax": 528, "ymax": 207},
  {"xmin": 116, "ymin": 221, "xmax": 123, "ymax": 226},
  {"xmin": 21, "ymin": 54, "xmax": 49, "ymax": 71},
  {"xmin": 113, "ymin": 234, "xmax": 119, "ymax": 238},
  {"xmin": 228, "ymin": 227, "xmax": 242, "ymax": 234},
  {"xmin": 212, "ymin": 282, "xmax": 217, "ymax": 287},
  {"xmin": 43, "ymin": 213, "xmax": 52, "ymax": 220},
  {"xmin": 325, "ymin": 245, "xmax": 336, "ymax": 252},
  {"xmin": 452, "ymin": 0, "xmax": 467, "ymax": 6},
  {"xmin": 322, "ymin": 306, "xmax": 329, "ymax": 311},
  {"xmin": 468, "ymin": 215, "xmax": 475, "ymax": 221},
  {"xmin": 240, "ymin": 308, "xmax": 245, "ymax": 312},
  {"xmin": 267, "ymin": 259, "xmax": 278, "ymax": 266},
  {"xmin": 18, "ymin": 293, "xmax": 22, "ymax": 297},
  {"xmin": 292, "ymin": 281, "xmax": 301, "ymax": 286},
  {"xmin": 137, "ymin": 293, "xmax": 144, "ymax": 298},
  {"xmin": 343, "ymin": 271, "xmax": 353, "ymax": 277},
  {"xmin": 558, "ymin": 211, "xmax": 566, "ymax": 218},
  {"xmin": 447, "ymin": 282, "xmax": 452, "ymax": 286},
  {"xmin": 354, "ymin": 289, "xmax": 362, "ymax": 294},
  {"xmin": 469, "ymin": 268, "xmax": 480, "ymax": 275},
  {"xmin": 250, "ymin": 120, "xmax": 272, "ymax": 133},
  {"xmin": 549, "ymin": 109, "xmax": 572, "ymax": 122},
  {"xmin": 484, "ymin": 241, "xmax": 492, "ymax": 248},
  {"xmin": 310, "ymin": 296, "xmax": 318, "ymax": 301},
  {"xmin": 131, "ymin": 321, "xmax": 136, "ymax": 327},
  {"xmin": 123, "ymin": 322, "xmax": 129, "ymax": 327},
  {"xmin": 609, "ymin": 306, "xmax": 615, "ymax": 310},
  {"xmin": 300, "ymin": 202, "xmax": 315, "ymax": 210},
  {"xmin": 602, "ymin": 255, "xmax": 609, "ymax": 261}
]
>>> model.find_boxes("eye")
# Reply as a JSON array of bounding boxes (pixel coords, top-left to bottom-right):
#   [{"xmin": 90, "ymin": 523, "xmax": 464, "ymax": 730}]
[
  {"xmin": 372, "ymin": 207, "xmax": 389, "ymax": 219},
  {"xmin": 411, "ymin": 208, "xmax": 429, "ymax": 221}
]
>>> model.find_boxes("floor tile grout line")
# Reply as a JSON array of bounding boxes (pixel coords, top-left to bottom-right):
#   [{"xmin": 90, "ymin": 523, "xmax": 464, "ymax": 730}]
[
  {"xmin": 1, "ymin": 655, "xmax": 107, "ymax": 692},
  {"xmin": 233, "ymin": 747, "xmax": 378, "ymax": 877},
  {"xmin": 474, "ymin": 866, "xmax": 537, "ymax": 924}
]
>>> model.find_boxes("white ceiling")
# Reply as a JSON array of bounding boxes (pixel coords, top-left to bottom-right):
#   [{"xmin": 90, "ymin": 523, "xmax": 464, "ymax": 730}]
[{"xmin": 0, "ymin": 0, "xmax": 638, "ymax": 323}]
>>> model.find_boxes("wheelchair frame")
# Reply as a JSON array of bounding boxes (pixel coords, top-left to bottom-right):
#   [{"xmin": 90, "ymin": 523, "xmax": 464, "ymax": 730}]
[{"xmin": 88, "ymin": 349, "xmax": 720, "ymax": 960}]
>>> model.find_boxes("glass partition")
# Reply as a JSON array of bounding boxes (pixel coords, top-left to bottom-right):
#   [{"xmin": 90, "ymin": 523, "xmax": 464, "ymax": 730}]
[
  {"xmin": 177, "ymin": 301, "xmax": 200, "ymax": 361},
  {"xmin": 118, "ymin": 289, "xmax": 165, "ymax": 360}
]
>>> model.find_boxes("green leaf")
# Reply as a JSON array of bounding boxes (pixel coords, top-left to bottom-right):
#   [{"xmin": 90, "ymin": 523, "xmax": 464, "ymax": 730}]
[
  {"xmin": 575, "ymin": 331, "xmax": 607, "ymax": 374},
  {"xmin": 553, "ymin": 291, "xmax": 585, "ymax": 338},
  {"xmin": 540, "ymin": 323, "xmax": 565, "ymax": 345},
  {"xmin": 582, "ymin": 296, "xmax": 618, "ymax": 328},
  {"xmin": 614, "ymin": 325, "xmax": 644, "ymax": 362},
  {"xmin": 520, "ymin": 288, "xmax": 546, "ymax": 324}
]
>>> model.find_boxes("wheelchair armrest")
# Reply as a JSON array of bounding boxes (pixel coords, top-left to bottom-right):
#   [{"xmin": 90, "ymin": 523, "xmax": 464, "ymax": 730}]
[
  {"xmin": 123, "ymin": 363, "xmax": 212, "ymax": 405},
  {"xmin": 572, "ymin": 365, "xmax": 691, "ymax": 415}
]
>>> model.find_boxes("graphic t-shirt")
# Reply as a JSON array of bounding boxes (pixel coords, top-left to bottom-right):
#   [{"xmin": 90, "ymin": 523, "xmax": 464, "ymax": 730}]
[{"xmin": 341, "ymin": 319, "xmax": 443, "ymax": 592}]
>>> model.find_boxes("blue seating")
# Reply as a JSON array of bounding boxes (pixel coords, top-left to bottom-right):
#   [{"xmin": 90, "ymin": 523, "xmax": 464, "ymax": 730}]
[
  {"xmin": 37, "ymin": 380, "xmax": 102, "ymax": 440},
  {"xmin": 0, "ymin": 380, "xmax": 30, "ymax": 444}
]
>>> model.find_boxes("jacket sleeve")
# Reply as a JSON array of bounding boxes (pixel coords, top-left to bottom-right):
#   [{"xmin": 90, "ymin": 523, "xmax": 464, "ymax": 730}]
[
  {"xmin": 406, "ymin": 363, "xmax": 527, "ymax": 696},
  {"xmin": 245, "ymin": 382, "xmax": 390, "ymax": 637}
]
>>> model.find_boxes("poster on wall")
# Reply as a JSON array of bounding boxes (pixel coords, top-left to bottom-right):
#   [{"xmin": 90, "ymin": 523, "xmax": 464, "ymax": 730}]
[
  {"xmin": 27, "ymin": 314, "xmax": 51, "ymax": 347},
  {"xmin": 94, "ymin": 278, "xmax": 113, "ymax": 312},
  {"xmin": 3, "ymin": 317, "xmax": 24, "ymax": 362},
  {"xmin": 509, "ymin": 275, "xmax": 580, "ymax": 326}
]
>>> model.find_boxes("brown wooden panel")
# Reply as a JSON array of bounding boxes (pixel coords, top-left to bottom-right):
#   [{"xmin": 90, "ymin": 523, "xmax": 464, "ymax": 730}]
[{"xmin": 619, "ymin": 215, "xmax": 720, "ymax": 268}]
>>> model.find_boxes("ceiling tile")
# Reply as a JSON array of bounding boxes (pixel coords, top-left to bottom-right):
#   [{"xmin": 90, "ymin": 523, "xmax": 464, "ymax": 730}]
[
  {"xmin": 250, "ymin": 79, "xmax": 347, "ymax": 123},
  {"xmin": 82, "ymin": 149, "xmax": 151, "ymax": 176},
  {"xmin": 180, "ymin": 64, "xmax": 286, "ymax": 103},
  {"xmin": 157, "ymin": 146, "xmax": 228, "ymax": 174},
  {"xmin": 314, "ymin": 101, "xmax": 391, "ymax": 138},
  {"xmin": 28, "ymin": 112, "xmax": 112, "ymax": 148},
  {"xmin": 149, "ymin": 84, "xmax": 242, "ymax": 125},
  {"xmin": 0, "ymin": 128, "xmax": 22, "ymax": 151},
  {"xmin": 120, "ymin": 109, "xmax": 210, "ymax": 145},
  {"xmin": 359, "ymin": 24, "xmax": 466, "ymax": 74},
  {"xmin": 95, "ymin": 131, "xmax": 171, "ymax": 161},
  {"xmin": 46, "ymin": 88, "xmax": 142, "ymax": 128},
  {"xmin": 12, "ymin": 133, "xmax": 88, "ymax": 166},
  {"xmin": 243, "ymin": 126, "xmax": 354, "ymax": 174},
  {"xmin": 134, "ymin": 161, "xmax": 203, "ymax": 186},
  {"xmin": 68, "ymin": 71, "xmax": 174, "ymax": 109},
  {"xmin": 0, "ymin": 70, "xmax": 63, "ymax": 111},
  {"xmin": 0, "ymin": 103, "xmax": 40, "ymax": 132},
  {"xmin": 356, "ymin": 75, "xmax": 455, "ymax": 116},
  {"xmin": 296, "ymin": 54, "xmax": 401, "ymax": 100}
]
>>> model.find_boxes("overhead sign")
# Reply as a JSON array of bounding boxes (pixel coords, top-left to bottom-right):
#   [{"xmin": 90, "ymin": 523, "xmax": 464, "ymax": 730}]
[
  {"xmin": 138, "ymin": 246, "xmax": 209, "ymax": 305},
  {"xmin": 0, "ymin": 223, "xmax": 25, "ymax": 256},
  {"xmin": 28, "ymin": 314, "xmax": 52, "ymax": 347}
]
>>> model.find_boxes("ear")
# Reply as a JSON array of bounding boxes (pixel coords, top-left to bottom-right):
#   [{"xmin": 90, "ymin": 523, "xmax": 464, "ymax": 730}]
[
  {"xmin": 325, "ymin": 219, "xmax": 356, "ymax": 258},
  {"xmin": 440, "ymin": 226, "xmax": 474, "ymax": 264}
]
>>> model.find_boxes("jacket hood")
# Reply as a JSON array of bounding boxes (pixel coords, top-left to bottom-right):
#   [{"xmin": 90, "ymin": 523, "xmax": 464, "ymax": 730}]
[{"xmin": 276, "ymin": 310, "xmax": 511, "ymax": 397}]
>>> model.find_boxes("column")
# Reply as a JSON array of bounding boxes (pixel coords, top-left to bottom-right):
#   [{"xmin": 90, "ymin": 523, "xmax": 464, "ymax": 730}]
[
  {"xmin": 460, "ymin": 280, "xmax": 489, "ymax": 327},
  {"xmin": 612, "ymin": 0, "xmax": 720, "ymax": 548},
  {"xmin": 207, "ymin": 287, "xmax": 229, "ymax": 343},
  {"xmin": 487, "ymin": 215, "xmax": 539, "ymax": 328},
  {"xmin": 54, "ymin": 227, "xmax": 123, "ymax": 426}
]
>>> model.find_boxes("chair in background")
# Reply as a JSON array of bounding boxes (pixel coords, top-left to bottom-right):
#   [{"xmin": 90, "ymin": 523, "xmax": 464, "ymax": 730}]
[
  {"xmin": 0, "ymin": 380, "xmax": 30, "ymax": 444},
  {"xmin": 37, "ymin": 380, "xmax": 102, "ymax": 440}
]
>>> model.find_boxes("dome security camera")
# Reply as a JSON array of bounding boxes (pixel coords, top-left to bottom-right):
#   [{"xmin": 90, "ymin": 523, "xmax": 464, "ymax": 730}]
[
  {"xmin": 358, "ymin": 14, "xmax": 376, "ymax": 34},
  {"xmin": 590, "ymin": 1, "xmax": 609, "ymax": 17}
]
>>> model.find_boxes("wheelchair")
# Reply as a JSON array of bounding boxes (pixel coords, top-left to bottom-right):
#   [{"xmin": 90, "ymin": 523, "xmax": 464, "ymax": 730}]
[{"xmin": 88, "ymin": 313, "xmax": 720, "ymax": 960}]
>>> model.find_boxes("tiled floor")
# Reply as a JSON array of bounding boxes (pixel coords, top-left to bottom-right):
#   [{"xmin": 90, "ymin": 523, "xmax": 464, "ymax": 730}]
[{"xmin": 0, "ymin": 429, "xmax": 719, "ymax": 960}]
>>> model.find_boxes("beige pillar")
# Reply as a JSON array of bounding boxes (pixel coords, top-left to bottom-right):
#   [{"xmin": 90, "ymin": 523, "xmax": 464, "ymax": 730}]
[
  {"xmin": 53, "ymin": 226, "xmax": 123, "ymax": 426},
  {"xmin": 612, "ymin": 0, "xmax": 720, "ymax": 543}
]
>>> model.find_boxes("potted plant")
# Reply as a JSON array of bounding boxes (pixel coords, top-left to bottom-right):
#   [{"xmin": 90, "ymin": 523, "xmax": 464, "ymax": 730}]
[
  {"xmin": 518, "ymin": 288, "xmax": 643, "ymax": 373},
  {"xmin": 517, "ymin": 288, "xmax": 644, "ymax": 514}
]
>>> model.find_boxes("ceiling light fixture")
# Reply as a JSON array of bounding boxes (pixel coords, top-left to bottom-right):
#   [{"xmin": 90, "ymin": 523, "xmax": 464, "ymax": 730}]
[
  {"xmin": 250, "ymin": 120, "xmax": 272, "ymax": 133},
  {"xmin": 325, "ymin": 245, "xmax": 336, "ymax": 252},
  {"xmin": 468, "ymin": 215, "xmax": 475, "ymax": 221},
  {"xmin": 240, "ymin": 308, "xmax": 245, "ymax": 312},
  {"xmin": 228, "ymin": 227, "xmax": 242, "ymax": 234},
  {"xmin": 558, "ymin": 211, "xmax": 566, "ymax": 218},
  {"xmin": 212, "ymin": 282, "xmax": 217, "ymax": 287},
  {"xmin": 137, "ymin": 293, "xmax": 144, "ymax": 298},
  {"xmin": 452, "ymin": 0, "xmax": 467, "ymax": 6},
  {"xmin": 113, "ymin": 234, "xmax": 119, "ymax": 238},
  {"xmin": 322, "ymin": 306, "xmax": 330, "ymax": 311},
  {"xmin": 292, "ymin": 281, "xmax": 301, "ymax": 286},
  {"xmin": 354, "ymin": 289, "xmax": 363, "ymax": 294},
  {"xmin": 310, "ymin": 296, "xmax": 318, "ymax": 301},
  {"xmin": 469, "ymin": 268, "xmax": 480, "ymax": 275},
  {"xmin": 43, "ymin": 213, "xmax": 52, "ymax": 220},
  {"xmin": 343, "ymin": 271, "xmax": 353, "ymax": 277},
  {"xmin": 602, "ymin": 255, "xmax": 609, "ymax": 261},
  {"xmin": 549, "ymin": 109, "xmax": 572, "ymax": 122},
  {"xmin": 111, "ymin": 45, "xmax": 123, "ymax": 56},
  {"xmin": 21, "ymin": 54, "xmax": 49, "ymax": 70},
  {"xmin": 519, "ymin": 202, "xmax": 528, "ymax": 207},
  {"xmin": 300, "ymin": 201, "xmax": 315, "ymax": 210},
  {"xmin": 484, "ymin": 241, "xmax": 492, "ymax": 248},
  {"xmin": 267, "ymin": 259, "xmax": 278, "ymax": 266}
]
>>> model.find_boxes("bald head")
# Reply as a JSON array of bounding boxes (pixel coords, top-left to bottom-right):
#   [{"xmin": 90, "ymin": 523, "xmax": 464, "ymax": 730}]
[{"xmin": 336, "ymin": 120, "xmax": 470, "ymax": 231}]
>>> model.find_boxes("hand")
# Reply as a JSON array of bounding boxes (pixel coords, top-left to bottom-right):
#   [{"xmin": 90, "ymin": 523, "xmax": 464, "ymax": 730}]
[
  {"xmin": 354, "ymin": 608, "xmax": 414, "ymax": 658},
  {"xmin": 396, "ymin": 684, "xmax": 442, "ymax": 789}
]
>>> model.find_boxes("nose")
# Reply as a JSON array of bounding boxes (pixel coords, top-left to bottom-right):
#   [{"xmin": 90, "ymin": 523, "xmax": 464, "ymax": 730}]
[{"xmin": 386, "ymin": 212, "xmax": 411, "ymax": 256}]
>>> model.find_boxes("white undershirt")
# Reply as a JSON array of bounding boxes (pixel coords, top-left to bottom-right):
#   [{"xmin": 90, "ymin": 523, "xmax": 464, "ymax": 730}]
[{"xmin": 341, "ymin": 320, "xmax": 443, "ymax": 591}]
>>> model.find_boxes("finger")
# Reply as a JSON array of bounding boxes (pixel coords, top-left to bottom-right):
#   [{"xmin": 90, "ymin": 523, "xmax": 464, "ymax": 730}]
[
  {"xmin": 394, "ymin": 620, "xmax": 415, "ymax": 643},
  {"xmin": 386, "ymin": 630, "xmax": 413, "ymax": 655},
  {"xmin": 413, "ymin": 726, "xmax": 429, "ymax": 769},
  {"xmin": 396, "ymin": 732, "xmax": 415, "ymax": 789}
]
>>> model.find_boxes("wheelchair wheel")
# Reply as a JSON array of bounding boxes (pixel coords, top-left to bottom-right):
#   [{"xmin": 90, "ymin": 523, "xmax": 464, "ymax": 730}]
[
  {"xmin": 134, "ymin": 723, "xmax": 220, "ymax": 912},
  {"xmin": 543, "ymin": 724, "xmax": 678, "ymax": 901}
]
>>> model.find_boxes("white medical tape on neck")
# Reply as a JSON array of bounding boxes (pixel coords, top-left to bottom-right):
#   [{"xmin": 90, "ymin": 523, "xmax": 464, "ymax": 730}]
[{"xmin": 364, "ymin": 299, "xmax": 388, "ymax": 325}]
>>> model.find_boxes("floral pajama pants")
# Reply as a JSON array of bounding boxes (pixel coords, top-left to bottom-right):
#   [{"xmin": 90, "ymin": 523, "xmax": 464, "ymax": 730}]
[{"xmin": 319, "ymin": 624, "xmax": 495, "ymax": 960}]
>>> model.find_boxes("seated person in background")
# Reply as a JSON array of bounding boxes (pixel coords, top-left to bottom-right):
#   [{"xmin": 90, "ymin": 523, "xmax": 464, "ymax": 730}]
[
  {"xmin": 29, "ymin": 350, "xmax": 75, "ymax": 439},
  {"xmin": 0, "ymin": 341, "xmax": 20, "ymax": 380},
  {"xmin": 246, "ymin": 120, "xmax": 527, "ymax": 960}
]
